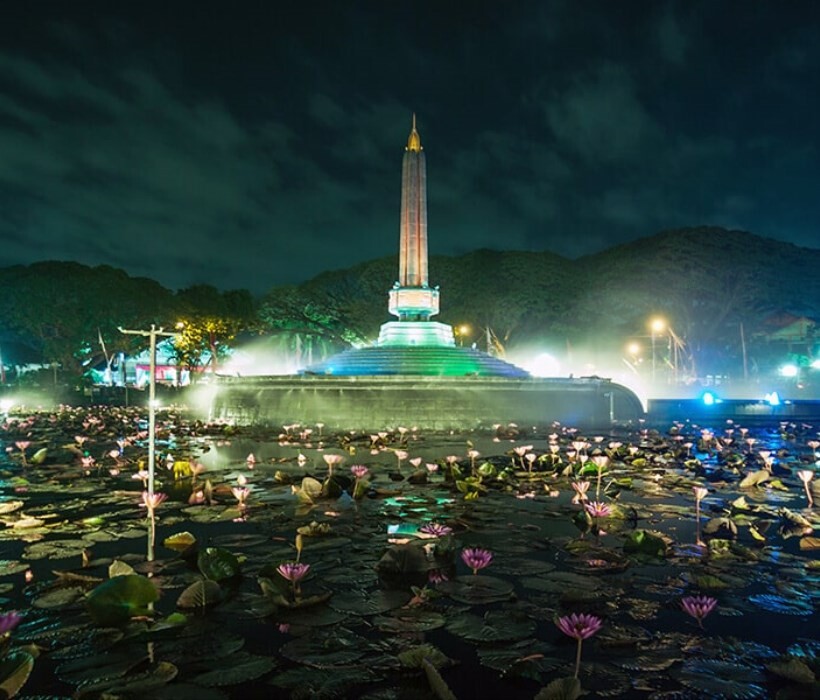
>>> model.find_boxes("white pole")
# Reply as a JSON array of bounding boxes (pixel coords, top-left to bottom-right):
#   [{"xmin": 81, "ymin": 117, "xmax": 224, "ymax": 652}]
[{"xmin": 148, "ymin": 325, "xmax": 157, "ymax": 496}]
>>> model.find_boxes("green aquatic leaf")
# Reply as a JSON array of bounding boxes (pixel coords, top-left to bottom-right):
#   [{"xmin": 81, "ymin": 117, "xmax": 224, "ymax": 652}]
[
  {"xmin": 86, "ymin": 574, "xmax": 159, "ymax": 626},
  {"xmin": 423, "ymin": 657, "xmax": 457, "ymax": 700},
  {"xmin": 30, "ymin": 447, "xmax": 49, "ymax": 465},
  {"xmin": 0, "ymin": 650, "xmax": 35, "ymax": 698},
  {"xmin": 534, "ymin": 676, "xmax": 582, "ymax": 700},
  {"xmin": 766, "ymin": 658, "xmax": 815, "ymax": 684},
  {"xmin": 397, "ymin": 643, "xmax": 451, "ymax": 669},
  {"xmin": 446, "ymin": 610, "xmax": 535, "ymax": 643},
  {"xmin": 163, "ymin": 531, "xmax": 197, "ymax": 552},
  {"xmin": 177, "ymin": 579, "xmax": 222, "ymax": 609},
  {"xmin": 623, "ymin": 530, "xmax": 668, "ymax": 558},
  {"xmin": 739, "ymin": 470, "xmax": 769, "ymax": 488},
  {"xmin": 192, "ymin": 653, "xmax": 276, "ymax": 686},
  {"xmin": 74, "ymin": 661, "xmax": 178, "ymax": 697},
  {"xmin": 108, "ymin": 559, "xmax": 135, "ymax": 578},
  {"xmin": 197, "ymin": 547, "xmax": 241, "ymax": 581}
]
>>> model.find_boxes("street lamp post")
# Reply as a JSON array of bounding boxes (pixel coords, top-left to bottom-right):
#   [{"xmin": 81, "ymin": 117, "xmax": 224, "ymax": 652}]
[{"xmin": 118, "ymin": 324, "xmax": 177, "ymax": 560}]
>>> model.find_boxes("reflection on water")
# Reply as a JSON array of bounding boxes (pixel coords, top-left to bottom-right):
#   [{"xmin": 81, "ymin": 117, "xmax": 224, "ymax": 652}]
[{"xmin": 0, "ymin": 411, "xmax": 818, "ymax": 698}]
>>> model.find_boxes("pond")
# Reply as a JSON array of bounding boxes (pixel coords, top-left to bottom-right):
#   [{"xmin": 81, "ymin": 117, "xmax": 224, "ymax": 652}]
[{"xmin": 0, "ymin": 406, "xmax": 818, "ymax": 699}]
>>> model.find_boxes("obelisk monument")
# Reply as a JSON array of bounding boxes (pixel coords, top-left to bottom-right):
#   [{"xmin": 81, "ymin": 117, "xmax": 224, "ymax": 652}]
[{"xmin": 378, "ymin": 116, "xmax": 455, "ymax": 347}]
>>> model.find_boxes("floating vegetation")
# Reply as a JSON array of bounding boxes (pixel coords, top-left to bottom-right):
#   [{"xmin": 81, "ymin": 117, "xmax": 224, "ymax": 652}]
[
  {"xmin": 0, "ymin": 405, "xmax": 818, "ymax": 698},
  {"xmin": 674, "ymin": 659, "xmax": 767, "ymax": 699}
]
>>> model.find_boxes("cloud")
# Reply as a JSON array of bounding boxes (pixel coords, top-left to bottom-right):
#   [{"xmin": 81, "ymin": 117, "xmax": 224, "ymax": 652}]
[
  {"xmin": 651, "ymin": 7, "xmax": 688, "ymax": 65},
  {"xmin": 0, "ymin": 43, "xmax": 408, "ymax": 292},
  {"xmin": 544, "ymin": 63, "xmax": 662, "ymax": 165}
]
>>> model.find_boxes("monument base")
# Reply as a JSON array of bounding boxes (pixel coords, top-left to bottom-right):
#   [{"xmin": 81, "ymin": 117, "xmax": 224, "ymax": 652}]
[
  {"xmin": 377, "ymin": 321, "xmax": 455, "ymax": 347},
  {"xmin": 204, "ymin": 375, "xmax": 645, "ymax": 431}
]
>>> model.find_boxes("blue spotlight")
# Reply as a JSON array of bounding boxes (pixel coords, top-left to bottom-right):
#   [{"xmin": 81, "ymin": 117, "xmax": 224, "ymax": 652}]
[{"xmin": 701, "ymin": 391, "xmax": 717, "ymax": 406}]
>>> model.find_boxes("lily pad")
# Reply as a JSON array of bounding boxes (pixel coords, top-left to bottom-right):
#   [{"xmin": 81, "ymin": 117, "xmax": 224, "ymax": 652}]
[
  {"xmin": 164, "ymin": 531, "xmax": 197, "ymax": 552},
  {"xmin": 747, "ymin": 594, "xmax": 813, "ymax": 616},
  {"xmin": 56, "ymin": 648, "xmax": 148, "ymax": 684},
  {"xmin": 446, "ymin": 610, "xmax": 536, "ymax": 643},
  {"xmin": 766, "ymin": 658, "xmax": 815, "ymax": 684},
  {"xmin": 374, "ymin": 609, "xmax": 446, "ymax": 633},
  {"xmin": 477, "ymin": 640, "xmax": 562, "ymax": 678},
  {"xmin": 32, "ymin": 586, "xmax": 87, "ymax": 609},
  {"xmin": 0, "ymin": 650, "xmax": 35, "ymax": 698},
  {"xmin": 675, "ymin": 659, "xmax": 767, "ymax": 699},
  {"xmin": 330, "ymin": 589, "xmax": 410, "ymax": 616},
  {"xmin": 85, "ymin": 574, "xmax": 159, "ymax": 626},
  {"xmin": 192, "ymin": 653, "xmax": 277, "ymax": 686},
  {"xmin": 623, "ymin": 530, "xmax": 668, "ymax": 558},
  {"xmin": 177, "ymin": 579, "xmax": 222, "ymax": 609},
  {"xmin": 437, "ymin": 575, "xmax": 514, "ymax": 604},
  {"xmin": 534, "ymin": 676, "xmax": 582, "ymax": 700},
  {"xmin": 397, "ymin": 643, "xmax": 452, "ymax": 669},
  {"xmin": 74, "ymin": 660, "xmax": 178, "ymax": 697},
  {"xmin": 280, "ymin": 628, "xmax": 366, "ymax": 667},
  {"xmin": 0, "ymin": 559, "xmax": 29, "ymax": 576},
  {"xmin": 197, "ymin": 547, "xmax": 241, "ymax": 581}
]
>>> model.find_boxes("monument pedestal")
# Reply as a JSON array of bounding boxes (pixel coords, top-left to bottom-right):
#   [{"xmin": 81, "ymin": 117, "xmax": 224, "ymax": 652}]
[{"xmin": 377, "ymin": 321, "xmax": 455, "ymax": 347}]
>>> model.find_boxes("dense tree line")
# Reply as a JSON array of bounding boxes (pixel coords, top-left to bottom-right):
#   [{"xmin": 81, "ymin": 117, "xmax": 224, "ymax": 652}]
[
  {"xmin": 0, "ymin": 263, "xmax": 255, "ymax": 382},
  {"xmin": 260, "ymin": 227, "xmax": 818, "ymax": 379},
  {"xmin": 0, "ymin": 227, "xmax": 817, "ymax": 383}
]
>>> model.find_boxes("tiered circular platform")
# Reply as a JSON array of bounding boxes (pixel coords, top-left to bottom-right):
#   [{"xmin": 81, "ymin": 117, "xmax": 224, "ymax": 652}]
[{"xmin": 300, "ymin": 345, "xmax": 530, "ymax": 378}]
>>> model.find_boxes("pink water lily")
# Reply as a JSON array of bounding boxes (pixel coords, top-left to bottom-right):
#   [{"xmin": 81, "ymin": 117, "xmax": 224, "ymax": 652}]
[
  {"xmin": 322, "ymin": 453, "xmax": 344, "ymax": 475},
  {"xmin": 556, "ymin": 613, "xmax": 603, "ymax": 678},
  {"xmin": 512, "ymin": 444, "xmax": 533, "ymax": 469},
  {"xmin": 394, "ymin": 450, "xmax": 409, "ymax": 469},
  {"xmin": 461, "ymin": 547, "xmax": 493, "ymax": 575},
  {"xmin": 276, "ymin": 561, "xmax": 310, "ymax": 583},
  {"xmin": 571, "ymin": 480, "xmax": 590, "ymax": 504},
  {"xmin": 584, "ymin": 501, "xmax": 612, "ymax": 518},
  {"xmin": 350, "ymin": 464, "xmax": 369, "ymax": 479},
  {"xmin": 231, "ymin": 486, "xmax": 250, "ymax": 507},
  {"xmin": 0, "ymin": 611, "xmax": 21, "ymax": 636},
  {"xmin": 592, "ymin": 454, "xmax": 609, "ymax": 498},
  {"xmin": 419, "ymin": 522, "xmax": 453, "ymax": 537},
  {"xmin": 681, "ymin": 595, "xmax": 717, "ymax": 628},
  {"xmin": 141, "ymin": 491, "xmax": 168, "ymax": 515},
  {"xmin": 132, "ymin": 469, "xmax": 149, "ymax": 487},
  {"xmin": 797, "ymin": 470, "xmax": 814, "ymax": 507},
  {"xmin": 15, "ymin": 441, "xmax": 30, "ymax": 465},
  {"xmin": 693, "ymin": 485, "xmax": 709, "ymax": 544},
  {"xmin": 277, "ymin": 561, "xmax": 311, "ymax": 599}
]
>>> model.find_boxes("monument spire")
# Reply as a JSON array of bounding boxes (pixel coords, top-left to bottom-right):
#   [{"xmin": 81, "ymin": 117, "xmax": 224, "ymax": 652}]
[
  {"xmin": 380, "ymin": 115, "xmax": 452, "ymax": 347},
  {"xmin": 390, "ymin": 115, "xmax": 437, "ymax": 320},
  {"xmin": 407, "ymin": 113, "xmax": 422, "ymax": 152}
]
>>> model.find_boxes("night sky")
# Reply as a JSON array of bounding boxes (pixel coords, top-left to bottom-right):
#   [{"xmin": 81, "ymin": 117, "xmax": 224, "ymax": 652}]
[{"xmin": 1, "ymin": 2, "xmax": 819, "ymax": 294}]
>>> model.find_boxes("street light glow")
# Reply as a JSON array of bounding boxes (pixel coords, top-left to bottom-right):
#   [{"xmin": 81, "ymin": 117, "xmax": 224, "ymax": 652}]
[{"xmin": 649, "ymin": 317, "xmax": 666, "ymax": 333}]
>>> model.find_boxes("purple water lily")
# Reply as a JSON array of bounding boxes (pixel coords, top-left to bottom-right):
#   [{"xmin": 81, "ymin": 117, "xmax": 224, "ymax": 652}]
[
  {"xmin": 461, "ymin": 547, "xmax": 493, "ymax": 575},
  {"xmin": 419, "ymin": 522, "xmax": 453, "ymax": 537},
  {"xmin": 681, "ymin": 595, "xmax": 717, "ymax": 629},
  {"xmin": 556, "ymin": 612, "xmax": 603, "ymax": 678},
  {"xmin": 277, "ymin": 561, "xmax": 311, "ymax": 583},
  {"xmin": 0, "ymin": 611, "xmax": 21, "ymax": 635}
]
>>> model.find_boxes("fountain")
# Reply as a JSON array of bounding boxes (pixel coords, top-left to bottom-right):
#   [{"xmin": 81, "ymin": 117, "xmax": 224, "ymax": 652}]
[{"xmin": 208, "ymin": 117, "xmax": 643, "ymax": 430}]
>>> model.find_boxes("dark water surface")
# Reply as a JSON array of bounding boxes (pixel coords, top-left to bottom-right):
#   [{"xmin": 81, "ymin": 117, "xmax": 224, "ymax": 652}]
[{"xmin": 0, "ymin": 409, "xmax": 818, "ymax": 699}]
